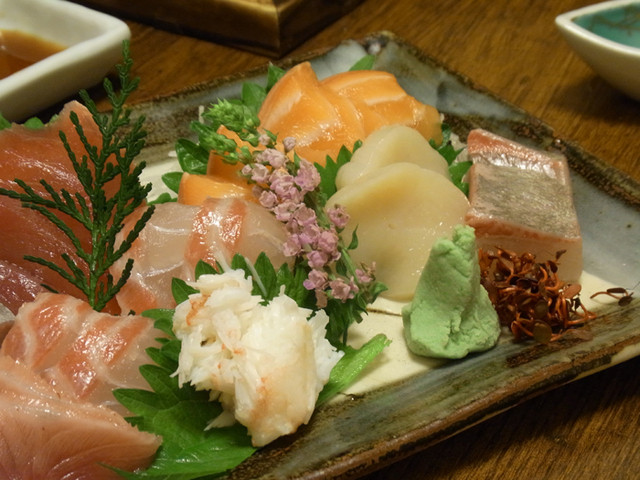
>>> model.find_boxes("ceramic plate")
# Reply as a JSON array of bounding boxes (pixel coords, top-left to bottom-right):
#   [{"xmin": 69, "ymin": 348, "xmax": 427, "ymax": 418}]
[
  {"xmin": 131, "ymin": 32, "xmax": 640, "ymax": 479},
  {"xmin": 0, "ymin": 0, "xmax": 130, "ymax": 121}
]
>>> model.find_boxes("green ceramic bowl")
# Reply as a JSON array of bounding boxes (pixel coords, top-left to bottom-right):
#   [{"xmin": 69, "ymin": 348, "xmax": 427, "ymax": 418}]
[{"xmin": 556, "ymin": 1, "xmax": 640, "ymax": 100}]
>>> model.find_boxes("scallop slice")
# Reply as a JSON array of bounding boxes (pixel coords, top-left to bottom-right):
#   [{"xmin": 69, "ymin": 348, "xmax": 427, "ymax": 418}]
[
  {"xmin": 336, "ymin": 124, "xmax": 450, "ymax": 189},
  {"xmin": 327, "ymin": 162, "xmax": 469, "ymax": 301}
]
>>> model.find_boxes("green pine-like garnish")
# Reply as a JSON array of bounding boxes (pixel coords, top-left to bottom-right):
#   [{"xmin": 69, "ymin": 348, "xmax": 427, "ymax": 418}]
[{"xmin": 0, "ymin": 41, "xmax": 154, "ymax": 311}]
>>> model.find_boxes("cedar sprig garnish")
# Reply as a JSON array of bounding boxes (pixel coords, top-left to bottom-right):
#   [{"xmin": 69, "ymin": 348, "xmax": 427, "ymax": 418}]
[
  {"xmin": 0, "ymin": 41, "xmax": 154, "ymax": 311},
  {"xmin": 479, "ymin": 248, "xmax": 596, "ymax": 343}
]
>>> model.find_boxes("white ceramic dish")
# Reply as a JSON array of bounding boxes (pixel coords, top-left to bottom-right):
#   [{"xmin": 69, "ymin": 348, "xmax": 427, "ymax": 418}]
[
  {"xmin": 556, "ymin": 1, "xmax": 640, "ymax": 101},
  {"xmin": 0, "ymin": 0, "xmax": 130, "ymax": 121}
]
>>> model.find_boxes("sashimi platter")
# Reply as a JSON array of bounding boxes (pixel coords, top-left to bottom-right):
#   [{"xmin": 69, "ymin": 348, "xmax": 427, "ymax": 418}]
[{"xmin": 0, "ymin": 32, "xmax": 639, "ymax": 479}]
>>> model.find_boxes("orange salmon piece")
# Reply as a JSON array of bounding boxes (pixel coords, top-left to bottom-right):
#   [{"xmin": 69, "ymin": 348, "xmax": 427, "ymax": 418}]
[
  {"xmin": 321, "ymin": 69, "xmax": 443, "ymax": 145},
  {"xmin": 0, "ymin": 354, "xmax": 160, "ymax": 479},
  {"xmin": 259, "ymin": 61, "xmax": 365, "ymax": 165},
  {"xmin": 178, "ymin": 172, "xmax": 255, "ymax": 205}
]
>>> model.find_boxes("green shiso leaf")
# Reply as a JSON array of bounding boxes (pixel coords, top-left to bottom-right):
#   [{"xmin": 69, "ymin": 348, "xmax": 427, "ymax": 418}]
[
  {"xmin": 175, "ymin": 138, "xmax": 209, "ymax": 175},
  {"xmin": 431, "ymin": 123, "xmax": 470, "ymax": 195},
  {"xmin": 315, "ymin": 141, "xmax": 361, "ymax": 200},
  {"xmin": 113, "ymin": 256, "xmax": 389, "ymax": 479},
  {"xmin": 349, "ymin": 54, "xmax": 376, "ymax": 71},
  {"xmin": 0, "ymin": 114, "xmax": 11, "ymax": 130}
]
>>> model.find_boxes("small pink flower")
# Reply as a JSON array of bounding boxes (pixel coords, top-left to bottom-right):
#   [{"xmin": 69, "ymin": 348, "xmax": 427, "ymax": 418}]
[
  {"xmin": 259, "ymin": 133, "xmax": 271, "ymax": 146},
  {"xmin": 327, "ymin": 205, "xmax": 350, "ymax": 230},
  {"xmin": 273, "ymin": 200, "xmax": 298, "ymax": 222},
  {"xmin": 307, "ymin": 250, "xmax": 329, "ymax": 269},
  {"xmin": 298, "ymin": 224, "xmax": 322, "ymax": 247},
  {"xmin": 282, "ymin": 136, "xmax": 296, "ymax": 153},
  {"xmin": 356, "ymin": 268, "xmax": 373, "ymax": 284},
  {"xmin": 257, "ymin": 148, "xmax": 287, "ymax": 169},
  {"xmin": 329, "ymin": 278, "xmax": 355, "ymax": 301},
  {"xmin": 295, "ymin": 159, "xmax": 321, "ymax": 192},
  {"xmin": 303, "ymin": 268, "xmax": 328, "ymax": 290},
  {"xmin": 259, "ymin": 190, "xmax": 278, "ymax": 209},
  {"xmin": 269, "ymin": 171, "xmax": 297, "ymax": 199},
  {"xmin": 249, "ymin": 163, "xmax": 270, "ymax": 184},
  {"xmin": 283, "ymin": 234, "xmax": 302, "ymax": 257},
  {"xmin": 291, "ymin": 206, "xmax": 317, "ymax": 228},
  {"xmin": 317, "ymin": 229, "xmax": 338, "ymax": 254}
]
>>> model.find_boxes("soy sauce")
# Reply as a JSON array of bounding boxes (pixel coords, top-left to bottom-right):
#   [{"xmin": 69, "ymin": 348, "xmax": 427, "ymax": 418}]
[{"xmin": 0, "ymin": 30, "xmax": 65, "ymax": 80}]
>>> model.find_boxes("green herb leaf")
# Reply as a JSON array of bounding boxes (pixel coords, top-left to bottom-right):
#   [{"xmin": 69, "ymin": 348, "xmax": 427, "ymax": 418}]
[
  {"xmin": 112, "ymin": 312, "xmax": 256, "ymax": 479},
  {"xmin": 171, "ymin": 277, "xmax": 198, "ymax": 304},
  {"xmin": 349, "ymin": 54, "xmax": 376, "ymax": 71},
  {"xmin": 161, "ymin": 171, "xmax": 183, "ymax": 194},
  {"xmin": 315, "ymin": 141, "xmax": 361, "ymax": 200},
  {"xmin": 0, "ymin": 114, "xmax": 10, "ymax": 130},
  {"xmin": 431, "ymin": 123, "xmax": 469, "ymax": 195},
  {"xmin": 317, "ymin": 333, "xmax": 391, "ymax": 405},
  {"xmin": 175, "ymin": 138, "xmax": 209, "ymax": 174},
  {"xmin": 265, "ymin": 63, "xmax": 286, "ymax": 91},
  {"xmin": 0, "ymin": 41, "xmax": 154, "ymax": 311}
]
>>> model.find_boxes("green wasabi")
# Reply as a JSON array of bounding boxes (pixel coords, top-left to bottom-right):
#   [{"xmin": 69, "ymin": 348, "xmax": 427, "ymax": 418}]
[{"xmin": 402, "ymin": 225, "xmax": 500, "ymax": 359}]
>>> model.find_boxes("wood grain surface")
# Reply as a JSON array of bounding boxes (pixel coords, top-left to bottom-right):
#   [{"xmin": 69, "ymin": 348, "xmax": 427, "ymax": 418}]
[{"xmin": 81, "ymin": 0, "xmax": 640, "ymax": 478}]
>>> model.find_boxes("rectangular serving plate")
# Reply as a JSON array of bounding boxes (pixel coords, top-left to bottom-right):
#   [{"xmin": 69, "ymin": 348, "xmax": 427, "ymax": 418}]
[{"xmin": 130, "ymin": 32, "xmax": 640, "ymax": 479}]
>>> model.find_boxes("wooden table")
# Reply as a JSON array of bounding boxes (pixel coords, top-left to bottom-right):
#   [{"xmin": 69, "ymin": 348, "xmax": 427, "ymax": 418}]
[{"xmin": 91, "ymin": 0, "xmax": 640, "ymax": 478}]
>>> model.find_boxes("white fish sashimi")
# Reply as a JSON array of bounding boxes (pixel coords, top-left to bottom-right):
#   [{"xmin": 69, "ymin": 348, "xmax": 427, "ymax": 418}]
[{"xmin": 112, "ymin": 197, "xmax": 290, "ymax": 314}]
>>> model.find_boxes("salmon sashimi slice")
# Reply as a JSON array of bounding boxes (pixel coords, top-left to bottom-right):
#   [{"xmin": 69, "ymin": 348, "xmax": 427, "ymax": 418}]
[
  {"xmin": 0, "ymin": 100, "xmax": 120, "ymax": 313},
  {"xmin": 0, "ymin": 355, "xmax": 160, "ymax": 480},
  {"xmin": 1, "ymin": 292, "xmax": 165, "ymax": 416},
  {"xmin": 463, "ymin": 129, "xmax": 583, "ymax": 281},
  {"xmin": 258, "ymin": 62, "xmax": 366, "ymax": 165},
  {"xmin": 232, "ymin": 61, "xmax": 442, "ymax": 167},
  {"xmin": 111, "ymin": 198, "xmax": 290, "ymax": 314},
  {"xmin": 320, "ymin": 69, "xmax": 443, "ymax": 145}
]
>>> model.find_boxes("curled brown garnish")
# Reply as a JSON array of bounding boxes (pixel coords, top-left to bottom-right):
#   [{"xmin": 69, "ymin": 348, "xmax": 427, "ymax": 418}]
[
  {"xmin": 479, "ymin": 248, "xmax": 596, "ymax": 343},
  {"xmin": 590, "ymin": 287, "xmax": 634, "ymax": 307}
]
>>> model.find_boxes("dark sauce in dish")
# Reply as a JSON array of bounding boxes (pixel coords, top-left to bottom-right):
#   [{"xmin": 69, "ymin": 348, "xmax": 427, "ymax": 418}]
[{"xmin": 0, "ymin": 30, "xmax": 65, "ymax": 80}]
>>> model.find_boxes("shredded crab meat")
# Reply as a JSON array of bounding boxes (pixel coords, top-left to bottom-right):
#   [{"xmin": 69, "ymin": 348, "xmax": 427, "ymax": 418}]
[{"xmin": 172, "ymin": 270, "xmax": 343, "ymax": 446}]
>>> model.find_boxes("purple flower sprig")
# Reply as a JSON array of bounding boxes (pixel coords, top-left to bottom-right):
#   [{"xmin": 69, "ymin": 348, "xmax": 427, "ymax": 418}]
[
  {"xmin": 197, "ymin": 99, "xmax": 386, "ymax": 344},
  {"xmin": 239, "ymin": 135, "xmax": 385, "ymax": 334}
]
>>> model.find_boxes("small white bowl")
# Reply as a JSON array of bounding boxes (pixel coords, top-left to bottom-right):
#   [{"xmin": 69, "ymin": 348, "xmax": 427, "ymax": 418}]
[
  {"xmin": 556, "ymin": 0, "xmax": 640, "ymax": 100},
  {"xmin": 0, "ymin": 0, "xmax": 130, "ymax": 121}
]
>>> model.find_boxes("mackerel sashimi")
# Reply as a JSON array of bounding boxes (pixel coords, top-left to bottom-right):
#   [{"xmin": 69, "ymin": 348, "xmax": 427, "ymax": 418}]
[
  {"xmin": 464, "ymin": 128, "xmax": 583, "ymax": 281},
  {"xmin": 0, "ymin": 355, "xmax": 160, "ymax": 480},
  {"xmin": 1, "ymin": 292, "xmax": 165, "ymax": 416},
  {"xmin": 0, "ymin": 101, "xmax": 119, "ymax": 313}
]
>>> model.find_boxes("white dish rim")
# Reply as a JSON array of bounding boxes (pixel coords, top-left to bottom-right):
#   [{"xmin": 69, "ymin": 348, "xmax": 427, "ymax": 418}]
[
  {"xmin": 555, "ymin": 0, "xmax": 640, "ymax": 57},
  {"xmin": 0, "ymin": 0, "xmax": 130, "ymax": 120}
]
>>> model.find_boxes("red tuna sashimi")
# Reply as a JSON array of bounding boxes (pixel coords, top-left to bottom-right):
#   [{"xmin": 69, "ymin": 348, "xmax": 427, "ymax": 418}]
[
  {"xmin": 1, "ymin": 292, "xmax": 165, "ymax": 416},
  {"xmin": 111, "ymin": 198, "xmax": 290, "ymax": 314},
  {"xmin": 464, "ymin": 128, "xmax": 582, "ymax": 281},
  {"xmin": 0, "ymin": 260, "xmax": 46, "ymax": 314},
  {"xmin": 0, "ymin": 101, "xmax": 119, "ymax": 313},
  {"xmin": 0, "ymin": 355, "xmax": 159, "ymax": 479}
]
